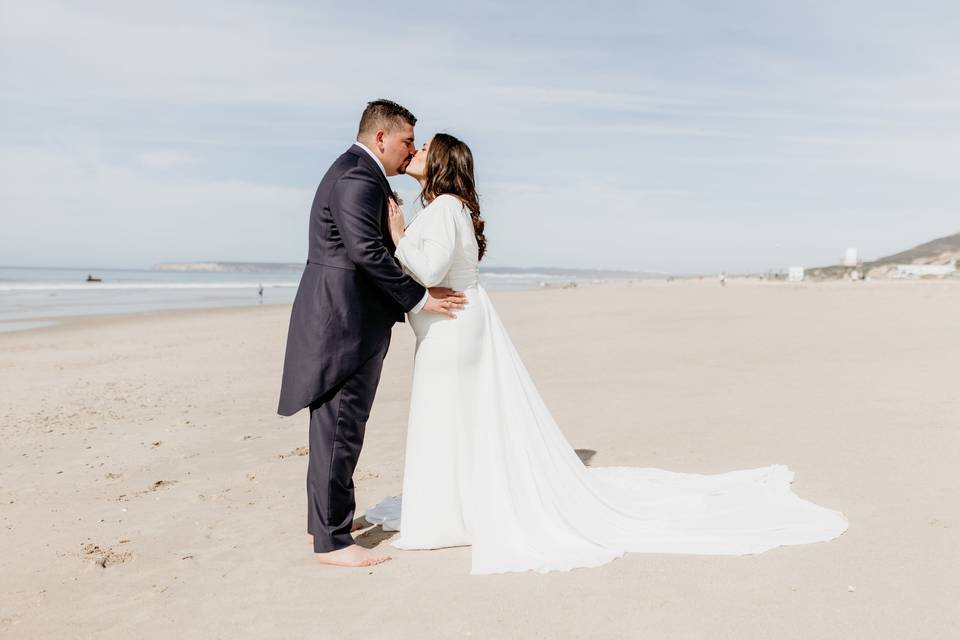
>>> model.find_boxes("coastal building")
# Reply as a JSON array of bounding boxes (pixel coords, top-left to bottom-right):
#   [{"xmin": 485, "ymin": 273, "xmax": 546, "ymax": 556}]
[
  {"xmin": 788, "ymin": 266, "xmax": 805, "ymax": 282},
  {"xmin": 844, "ymin": 247, "xmax": 859, "ymax": 267},
  {"xmin": 895, "ymin": 262, "xmax": 957, "ymax": 278}
]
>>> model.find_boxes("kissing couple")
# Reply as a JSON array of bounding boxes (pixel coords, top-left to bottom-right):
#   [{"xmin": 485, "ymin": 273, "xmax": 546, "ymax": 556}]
[{"xmin": 277, "ymin": 99, "xmax": 847, "ymax": 575}]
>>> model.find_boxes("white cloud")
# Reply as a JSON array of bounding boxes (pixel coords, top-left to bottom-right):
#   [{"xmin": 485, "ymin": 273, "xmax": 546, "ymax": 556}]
[
  {"xmin": 136, "ymin": 149, "xmax": 195, "ymax": 169},
  {"xmin": 1, "ymin": 0, "xmax": 958, "ymax": 272},
  {"xmin": 0, "ymin": 143, "xmax": 310, "ymax": 267}
]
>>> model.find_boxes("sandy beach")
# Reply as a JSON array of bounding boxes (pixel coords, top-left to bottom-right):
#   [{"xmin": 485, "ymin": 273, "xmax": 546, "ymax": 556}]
[{"xmin": 1, "ymin": 279, "xmax": 958, "ymax": 639}]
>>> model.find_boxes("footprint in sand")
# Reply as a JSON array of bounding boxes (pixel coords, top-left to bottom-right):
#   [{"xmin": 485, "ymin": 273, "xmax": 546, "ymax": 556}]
[
  {"xmin": 142, "ymin": 479, "xmax": 177, "ymax": 493},
  {"xmin": 81, "ymin": 542, "xmax": 132, "ymax": 568},
  {"xmin": 276, "ymin": 446, "xmax": 308, "ymax": 459},
  {"xmin": 117, "ymin": 479, "xmax": 179, "ymax": 501}
]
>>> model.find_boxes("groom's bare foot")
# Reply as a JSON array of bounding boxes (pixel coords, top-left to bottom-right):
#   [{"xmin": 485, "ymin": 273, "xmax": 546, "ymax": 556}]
[
  {"xmin": 316, "ymin": 544, "xmax": 392, "ymax": 567},
  {"xmin": 306, "ymin": 520, "xmax": 368, "ymax": 544}
]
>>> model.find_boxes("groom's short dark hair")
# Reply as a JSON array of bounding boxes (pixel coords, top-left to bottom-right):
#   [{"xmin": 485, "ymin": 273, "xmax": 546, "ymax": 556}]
[{"xmin": 357, "ymin": 99, "xmax": 417, "ymax": 138}]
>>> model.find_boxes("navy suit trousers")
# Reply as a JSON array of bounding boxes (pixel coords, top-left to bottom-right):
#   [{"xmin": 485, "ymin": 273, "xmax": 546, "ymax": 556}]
[{"xmin": 306, "ymin": 334, "xmax": 390, "ymax": 553}]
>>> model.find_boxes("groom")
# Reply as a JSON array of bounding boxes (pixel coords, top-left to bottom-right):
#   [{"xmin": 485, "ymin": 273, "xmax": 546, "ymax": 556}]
[{"xmin": 278, "ymin": 99, "xmax": 466, "ymax": 567}]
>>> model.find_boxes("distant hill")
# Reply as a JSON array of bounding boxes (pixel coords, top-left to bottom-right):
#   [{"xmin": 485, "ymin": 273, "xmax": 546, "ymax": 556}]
[
  {"xmin": 806, "ymin": 231, "xmax": 960, "ymax": 279},
  {"xmin": 869, "ymin": 231, "xmax": 960, "ymax": 266}
]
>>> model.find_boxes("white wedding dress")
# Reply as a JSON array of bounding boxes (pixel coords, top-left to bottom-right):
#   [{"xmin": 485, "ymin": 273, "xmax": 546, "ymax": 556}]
[{"xmin": 367, "ymin": 194, "xmax": 848, "ymax": 575}]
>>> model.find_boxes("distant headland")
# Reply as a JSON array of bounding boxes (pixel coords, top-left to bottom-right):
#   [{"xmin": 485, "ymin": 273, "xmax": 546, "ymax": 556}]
[
  {"xmin": 153, "ymin": 262, "xmax": 302, "ymax": 272},
  {"xmin": 152, "ymin": 262, "xmax": 663, "ymax": 279}
]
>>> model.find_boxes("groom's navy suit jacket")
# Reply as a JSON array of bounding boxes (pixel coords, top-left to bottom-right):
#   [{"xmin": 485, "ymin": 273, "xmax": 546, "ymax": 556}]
[{"xmin": 277, "ymin": 146, "xmax": 426, "ymax": 416}]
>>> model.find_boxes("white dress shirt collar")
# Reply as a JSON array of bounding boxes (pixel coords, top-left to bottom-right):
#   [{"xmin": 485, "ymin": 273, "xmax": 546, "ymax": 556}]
[{"xmin": 352, "ymin": 141, "xmax": 387, "ymax": 178}]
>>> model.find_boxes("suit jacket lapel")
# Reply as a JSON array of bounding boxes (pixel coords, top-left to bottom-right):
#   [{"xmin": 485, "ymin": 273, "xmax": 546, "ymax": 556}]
[
  {"xmin": 348, "ymin": 145, "xmax": 393, "ymax": 200},
  {"xmin": 346, "ymin": 146, "xmax": 398, "ymax": 253}
]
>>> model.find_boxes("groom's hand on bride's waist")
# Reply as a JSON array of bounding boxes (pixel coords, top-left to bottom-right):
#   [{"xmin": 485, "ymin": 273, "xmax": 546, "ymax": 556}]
[{"xmin": 422, "ymin": 287, "xmax": 467, "ymax": 318}]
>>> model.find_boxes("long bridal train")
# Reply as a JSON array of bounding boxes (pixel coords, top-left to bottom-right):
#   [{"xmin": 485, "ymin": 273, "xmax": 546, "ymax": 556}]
[{"xmin": 368, "ymin": 195, "xmax": 847, "ymax": 575}]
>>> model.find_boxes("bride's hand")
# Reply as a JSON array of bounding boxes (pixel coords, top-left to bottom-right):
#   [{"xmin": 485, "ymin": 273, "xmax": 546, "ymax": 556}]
[{"xmin": 387, "ymin": 197, "xmax": 405, "ymax": 246}]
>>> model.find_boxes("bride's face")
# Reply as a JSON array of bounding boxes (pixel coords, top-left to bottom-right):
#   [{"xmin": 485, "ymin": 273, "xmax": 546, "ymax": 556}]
[{"xmin": 405, "ymin": 138, "xmax": 432, "ymax": 181}]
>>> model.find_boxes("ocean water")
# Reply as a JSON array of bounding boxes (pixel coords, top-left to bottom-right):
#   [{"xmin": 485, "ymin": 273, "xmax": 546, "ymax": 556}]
[
  {"xmin": 0, "ymin": 266, "xmax": 299, "ymax": 328},
  {"xmin": 0, "ymin": 264, "xmax": 650, "ymax": 332}
]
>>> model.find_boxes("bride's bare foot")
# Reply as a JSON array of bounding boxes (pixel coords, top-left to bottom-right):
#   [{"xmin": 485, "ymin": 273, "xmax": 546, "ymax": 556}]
[{"xmin": 316, "ymin": 544, "xmax": 392, "ymax": 567}]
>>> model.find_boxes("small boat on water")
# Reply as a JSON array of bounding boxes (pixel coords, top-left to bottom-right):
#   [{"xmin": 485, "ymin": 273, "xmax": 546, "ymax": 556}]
[{"xmin": 85, "ymin": 275, "xmax": 102, "ymax": 283}]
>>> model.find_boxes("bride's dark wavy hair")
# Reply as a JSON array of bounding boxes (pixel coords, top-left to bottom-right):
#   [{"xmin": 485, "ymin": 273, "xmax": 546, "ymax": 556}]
[{"xmin": 421, "ymin": 133, "xmax": 487, "ymax": 261}]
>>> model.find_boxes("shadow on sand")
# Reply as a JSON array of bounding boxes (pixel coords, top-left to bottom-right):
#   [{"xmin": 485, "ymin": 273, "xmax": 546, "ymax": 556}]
[
  {"xmin": 575, "ymin": 448, "xmax": 597, "ymax": 466},
  {"xmin": 351, "ymin": 515, "xmax": 397, "ymax": 549}
]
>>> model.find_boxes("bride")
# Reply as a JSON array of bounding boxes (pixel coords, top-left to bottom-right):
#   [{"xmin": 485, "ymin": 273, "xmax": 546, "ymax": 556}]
[{"xmin": 367, "ymin": 133, "xmax": 848, "ymax": 575}]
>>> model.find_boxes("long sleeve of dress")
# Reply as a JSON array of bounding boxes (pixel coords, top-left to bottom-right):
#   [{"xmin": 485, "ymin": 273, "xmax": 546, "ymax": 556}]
[{"xmin": 394, "ymin": 197, "xmax": 460, "ymax": 288}]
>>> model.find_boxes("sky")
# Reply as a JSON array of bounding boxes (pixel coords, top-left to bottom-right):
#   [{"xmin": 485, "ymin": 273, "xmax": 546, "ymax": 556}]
[{"xmin": 1, "ymin": 0, "xmax": 958, "ymax": 274}]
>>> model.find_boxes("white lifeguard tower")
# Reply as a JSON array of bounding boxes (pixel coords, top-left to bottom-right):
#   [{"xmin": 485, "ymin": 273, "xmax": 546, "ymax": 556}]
[
  {"xmin": 844, "ymin": 247, "xmax": 859, "ymax": 267},
  {"xmin": 788, "ymin": 266, "xmax": 805, "ymax": 282}
]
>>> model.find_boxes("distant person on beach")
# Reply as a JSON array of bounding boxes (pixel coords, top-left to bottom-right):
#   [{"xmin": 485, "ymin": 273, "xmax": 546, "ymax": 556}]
[
  {"xmin": 276, "ymin": 100, "xmax": 467, "ymax": 568},
  {"xmin": 720, "ymin": 272, "xmax": 727, "ymax": 287},
  {"xmin": 258, "ymin": 283, "xmax": 263, "ymax": 303}
]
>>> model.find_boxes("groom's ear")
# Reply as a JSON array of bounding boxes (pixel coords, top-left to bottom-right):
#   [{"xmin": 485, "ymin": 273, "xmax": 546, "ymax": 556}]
[{"xmin": 374, "ymin": 129, "xmax": 386, "ymax": 152}]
